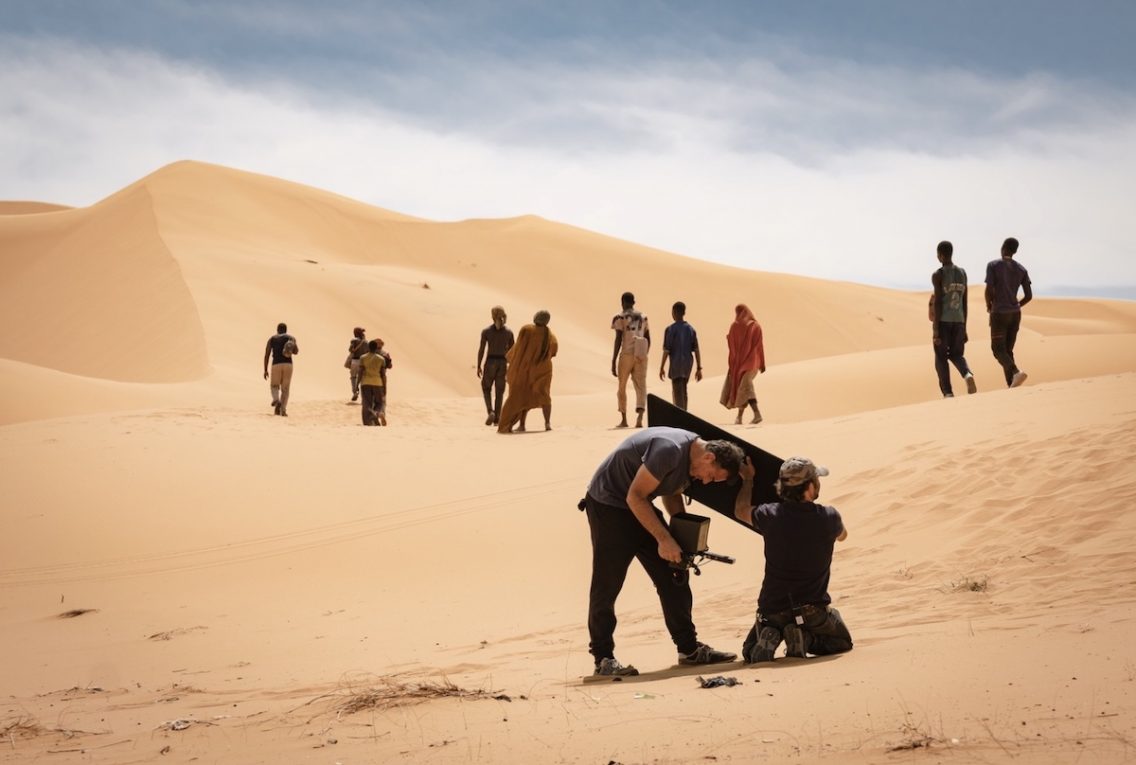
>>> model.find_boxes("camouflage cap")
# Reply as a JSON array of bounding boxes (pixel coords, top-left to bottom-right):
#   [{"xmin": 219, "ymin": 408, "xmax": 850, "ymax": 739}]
[{"xmin": 778, "ymin": 457, "xmax": 829, "ymax": 487}]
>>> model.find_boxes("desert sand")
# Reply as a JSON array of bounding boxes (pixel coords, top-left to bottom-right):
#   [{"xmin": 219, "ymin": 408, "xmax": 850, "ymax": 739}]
[{"xmin": 2, "ymin": 161, "xmax": 1135, "ymax": 764}]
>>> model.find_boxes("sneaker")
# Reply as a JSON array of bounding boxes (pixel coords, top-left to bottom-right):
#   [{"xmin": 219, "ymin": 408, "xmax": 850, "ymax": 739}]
[
  {"xmin": 1011, "ymin": 371, "xmax": 1028, "ymax": 388},
  {"xmin": 594, "ymin": 657, "xmax": 639, "ymax": 677},
  {"xmin": 965, "ymin": 373, "xmax": 977, "ymax": 395},
  {"xmin": 746, "ymin": 626, "xmax": 782, "ymax": 663},
  {"xmin": 783, "ymin": 623, "xmax": 808, "ymax": 658},
  {"xmin": 678, "ymin": 643, "xmax": 737, "ymax": 666},
  {"xmin": 943, "ymin": 393, "xmax": 954, "ymax": 398}
]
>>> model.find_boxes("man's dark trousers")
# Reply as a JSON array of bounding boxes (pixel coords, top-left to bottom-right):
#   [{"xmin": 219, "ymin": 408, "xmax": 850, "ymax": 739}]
[
  {"xmin": 585, "ymin": 496, "xmax": 698, "ymax": 661},
  {"xmin": 934, "ymin": 321, "xmax": 972, "ymax": 396},
  {"xmin": 989, "ymin": 311, "xmax": 1022, "ymax": 386},
  {"xmin": 670, "ymin": 377, "xmax": 690, "ymax": 411},
  {"xmin": 481, "ymin": 357, "xmax": 507, "ymax": 419},
  {"xmin": 361, "ymin": 385, "xmax": 384, "ymax": 425}
]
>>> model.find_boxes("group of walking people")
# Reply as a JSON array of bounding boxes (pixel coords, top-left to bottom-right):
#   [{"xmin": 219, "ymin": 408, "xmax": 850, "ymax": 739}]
[
  {"xmin": 262, "ymin": 237, "xmax": 1033, "ymax": 427},
  {"xmin": 610, "ymin": 291, "xmax": 767, "ymax": 427},
  {"xmin": 346, "ymin": 327, "xmax": 392, "ymax": 426},
  {"xmin": 472, "ymin": 292, "xmax": 768, "ymax": 435},
  {"xmin": 930, "ymin": 237, "xmax": 1033, "ymax": 398},
  {"xmin": 477, "ymin": 307, "xmax": 558, "ymax": 434}
]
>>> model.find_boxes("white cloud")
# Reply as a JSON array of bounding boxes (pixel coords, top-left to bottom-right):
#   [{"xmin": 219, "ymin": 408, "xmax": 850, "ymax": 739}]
[{"xmin": 1, "ymin": 35, "xmax": 1133, "ymax": 290}]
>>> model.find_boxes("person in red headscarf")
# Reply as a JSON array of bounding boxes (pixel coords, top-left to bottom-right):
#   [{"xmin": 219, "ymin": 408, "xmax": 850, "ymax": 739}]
[{"xmin": 720, "ymin": 304, "xmax": 765, "ymax": 424}]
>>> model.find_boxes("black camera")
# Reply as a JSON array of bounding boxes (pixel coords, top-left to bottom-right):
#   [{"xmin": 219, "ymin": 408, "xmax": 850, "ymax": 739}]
[{"xmin": 669, "ymin": 512, "xmax": 734, "ymax": 585}]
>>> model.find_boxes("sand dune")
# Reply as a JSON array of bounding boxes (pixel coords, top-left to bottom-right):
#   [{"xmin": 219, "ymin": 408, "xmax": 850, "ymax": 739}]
[
  {"xmin": 0, "ymin": 201, "xmax": 72, "ymax": 215},
  {"xmin": 2, "ymin": 162, "xmax": 1134, "ymax": 763}
]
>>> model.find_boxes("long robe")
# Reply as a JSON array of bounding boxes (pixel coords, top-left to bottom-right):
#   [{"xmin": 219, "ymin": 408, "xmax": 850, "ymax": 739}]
[
  {"xmin": 497, "ymin": 323, "xmax": 558, "ymax": 432},
  {"xmin": 720, "ymin": 304, "xmax": 765, "ymax": 409}
]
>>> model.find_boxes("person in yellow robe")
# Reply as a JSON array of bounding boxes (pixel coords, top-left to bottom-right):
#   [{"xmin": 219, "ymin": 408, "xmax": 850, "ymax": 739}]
[{"xmin": 497, "ymin": 310, "xmax": 558, "ymax": 433}]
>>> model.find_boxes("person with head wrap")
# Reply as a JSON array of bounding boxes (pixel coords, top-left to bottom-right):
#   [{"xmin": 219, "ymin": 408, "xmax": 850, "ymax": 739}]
[
  {"xmin": 476, "ymin": 306, "xmax": 515, "ymax": 425},
  {"xmin": 720, "ymin": 304, "xmax": 765, "ymax": 425},
  {"xmin": 733, "ymin": 456, "xmax": 852, "ymax": 663},
  {"xmin": 497, "ymin": 310, "xmax": 557, "ymax": 433}
]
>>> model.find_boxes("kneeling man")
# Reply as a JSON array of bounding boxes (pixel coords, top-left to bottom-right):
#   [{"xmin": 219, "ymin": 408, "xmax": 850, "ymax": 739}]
[{"xmin": 735, "ymin": 456, "xmax": 853, "ymax": 662}]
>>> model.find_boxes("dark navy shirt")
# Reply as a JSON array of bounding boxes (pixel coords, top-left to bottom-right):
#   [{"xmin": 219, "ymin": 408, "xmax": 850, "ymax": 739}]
[
  {"xmin": 662, "ymin": 321, "xmax": 699, "ymax": 380},
  {"xmin": 751, "ymin": 500, "xmax": 844, "ymax": 612}
]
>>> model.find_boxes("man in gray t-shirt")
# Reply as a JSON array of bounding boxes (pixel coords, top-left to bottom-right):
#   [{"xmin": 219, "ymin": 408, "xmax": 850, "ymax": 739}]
[{"xmin": 582, "ymin": 427, "xmax": 743, "ymax": 677}]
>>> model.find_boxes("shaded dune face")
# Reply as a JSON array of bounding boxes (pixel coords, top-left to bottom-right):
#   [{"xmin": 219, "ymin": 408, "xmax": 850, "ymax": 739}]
[{"xmin": 0, "ymin": 183, "xmax": 209, "ymax": 383}]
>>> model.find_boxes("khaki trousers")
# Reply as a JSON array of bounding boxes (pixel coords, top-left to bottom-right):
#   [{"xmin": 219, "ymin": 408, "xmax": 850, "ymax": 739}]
[
  {"xmin": 270, "ymin": 363, "xmax": 293, "ymax": 411},
  {"xmin": 617, "ymin": 353, "xmax": 647, "ymax": 413}
]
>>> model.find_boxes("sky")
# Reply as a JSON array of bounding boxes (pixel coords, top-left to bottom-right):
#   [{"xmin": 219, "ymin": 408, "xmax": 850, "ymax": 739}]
[{"xmin": 3, "ymin": 1, "xmax": 1135, "ymax": 294}]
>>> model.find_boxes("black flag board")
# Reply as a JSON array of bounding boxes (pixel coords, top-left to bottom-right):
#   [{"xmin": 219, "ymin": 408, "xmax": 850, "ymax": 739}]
[{"xmin": 646, "ymin": 394, "xmax": 784, "ymax": 527}]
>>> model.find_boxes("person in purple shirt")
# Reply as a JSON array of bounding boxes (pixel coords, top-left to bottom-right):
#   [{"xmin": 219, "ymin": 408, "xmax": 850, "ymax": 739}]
[{"xmin": 984, "ymin": 237, "xmax": 1033, "ymax": 388}]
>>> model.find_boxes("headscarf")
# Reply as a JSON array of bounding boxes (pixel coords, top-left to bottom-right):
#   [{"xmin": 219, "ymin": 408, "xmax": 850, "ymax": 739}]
[{"xmin": 727, "ymin": 303, "xmax": 764, "ymax": 377}]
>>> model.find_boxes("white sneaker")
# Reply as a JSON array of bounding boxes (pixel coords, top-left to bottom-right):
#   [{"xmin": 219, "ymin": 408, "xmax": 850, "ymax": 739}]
[
  {"xmin": 1011, "ymin": 371, "xmax": 1028, "ymax": 388},
  {"xmin": 965, "ymin": 373, "xmax": 977, "ymax": 395}
]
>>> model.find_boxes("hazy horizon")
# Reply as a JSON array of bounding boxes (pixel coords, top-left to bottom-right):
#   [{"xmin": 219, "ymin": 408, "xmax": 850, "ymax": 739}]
[{"xmin": 3, "ymin": 1, "xmax": 1134, "ymax": 292}]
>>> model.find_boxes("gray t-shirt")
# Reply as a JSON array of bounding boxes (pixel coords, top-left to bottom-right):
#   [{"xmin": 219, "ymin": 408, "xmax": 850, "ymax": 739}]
[{"xmin": 586, "ymin": 427, "xmax": 697, "ymax": 508}]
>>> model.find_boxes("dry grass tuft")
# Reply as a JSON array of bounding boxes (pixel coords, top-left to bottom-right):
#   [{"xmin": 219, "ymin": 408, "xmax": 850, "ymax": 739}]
[
  {"xmin": 339, "ymin": 678, "xmax": 494, "ymax": 714},
  {"xmin": 315, "ymin": 676, "xmax": 501, "ymax": 716},
  {"xmin": 1, "ymin": 715, "xmax": 45, "ymax": 741},
  {"xmin": 887, "ymin": 721, "xmax": 938, "ymax": 752},
  {"xmin": 947, "ymin": 576, "xmax": 988, "ymax": 593}
]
